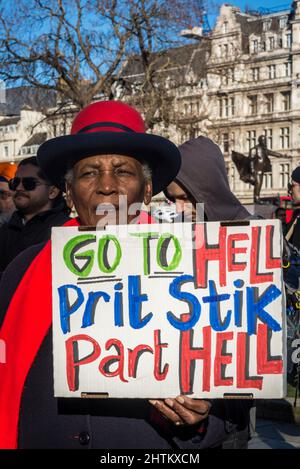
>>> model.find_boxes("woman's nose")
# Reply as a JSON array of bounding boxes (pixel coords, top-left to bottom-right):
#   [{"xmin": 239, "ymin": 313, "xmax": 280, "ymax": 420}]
[{"xmin": 96, "ymin": 170, "xmax": 117, "ymax": 194}]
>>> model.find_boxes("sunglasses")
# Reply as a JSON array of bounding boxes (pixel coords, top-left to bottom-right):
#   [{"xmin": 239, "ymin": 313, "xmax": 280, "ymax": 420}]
[{"xmin": 8, "ymin": 177, "xmax": 49, "ymax": 192}]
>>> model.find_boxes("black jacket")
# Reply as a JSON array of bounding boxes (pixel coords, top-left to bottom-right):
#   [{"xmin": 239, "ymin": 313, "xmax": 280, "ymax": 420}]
[
  {"xmin": 0, "ymin": 243, "xmax": 252, "ymax": 449},
  {"xmin": 0, "ymin": 205, "xmax": 70, "ymax": 272}
]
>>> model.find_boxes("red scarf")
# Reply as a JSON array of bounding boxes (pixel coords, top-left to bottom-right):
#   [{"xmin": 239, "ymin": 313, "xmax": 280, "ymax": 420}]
[{"xmin": 0, "ymin": 214, "xmax": 154, "ymax": 448}]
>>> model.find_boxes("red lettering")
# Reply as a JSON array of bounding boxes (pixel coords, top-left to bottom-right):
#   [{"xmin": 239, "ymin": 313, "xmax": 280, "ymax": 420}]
[
  {"xmin": 65, "ymin": 334, "xmax": 101, "ymax": 392},
  {"xmin": 99, "ymin": 338, "xmax": 128, "ymax": 382},
  {"xmin": 194, "ymin": 224, "xmax": 227, "ymax": 288},
  {"xmin": 227, "ymin": 233, "xmax": 248, "ymax": 272},
  {"xmin": 237, "ymin": 332, "xmax": 263, "ymax": 389},
  {"xmin": 257, "ymin": 324, "xmax": 283, "ymax": 374},
  {"xmin": 214, "ymin": 332, "xmax": 233, "ymax": 387},
  {"xmin": 180, "ymin": 324, "xmax": 212, "ymax": 393},
  {"xmin": 154, "ymin": 330, "xmax": 169, "ymax": 381},
  {"xmin": 250, "ymin": 227, "xmax": 273, "ymax": 284},
  {"xmin": 128, "ymin": 343, "xmax": 153, "ymax": 378},
  {"xmin": 265, "ymin": 225, "xmax": 281, "ymax": 270}
]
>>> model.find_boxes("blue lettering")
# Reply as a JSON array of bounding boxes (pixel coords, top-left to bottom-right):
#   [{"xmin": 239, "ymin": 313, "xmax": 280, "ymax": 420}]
[
  {"xmin": 246, "ymin": 284, "xmax": 282, "ymax": 335},
  {"xmin": 58, "ymin": 284, "xmax": 84, "ymax": 334},
  {"xmin": 128, "ymin": 275, "xmax": 153, "ymax": 329},
  {"xmin": 203, "ymin": 280, "xmax": 231, "ymax": 331},
  {"xmin": 167, "ymin": 275, "xmax": 201, "ymax": 331}
]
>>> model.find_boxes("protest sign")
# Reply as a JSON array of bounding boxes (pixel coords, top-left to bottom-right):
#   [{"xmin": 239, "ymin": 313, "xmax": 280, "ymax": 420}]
[{"xmin": 52, "ymin": 220, "xmax": 286, "ymax": 398}]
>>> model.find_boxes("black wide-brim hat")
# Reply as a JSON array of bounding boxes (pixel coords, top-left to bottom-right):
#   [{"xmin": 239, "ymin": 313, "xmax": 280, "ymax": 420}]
[{"xmin": 37, "ymin": 100, "xmax": 181, "ymax": 195}]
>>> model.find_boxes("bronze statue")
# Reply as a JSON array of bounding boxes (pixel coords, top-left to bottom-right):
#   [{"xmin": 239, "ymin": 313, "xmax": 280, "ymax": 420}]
[{"xmin": 232, "ymin": 135, "xmax": 285, "ymax": 203}]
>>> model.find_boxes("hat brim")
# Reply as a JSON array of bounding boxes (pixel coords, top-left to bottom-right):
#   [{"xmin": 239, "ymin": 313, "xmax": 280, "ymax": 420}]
[{"xmin": 37, "ymin": 131, "xmax": 181, "ymax": 195}]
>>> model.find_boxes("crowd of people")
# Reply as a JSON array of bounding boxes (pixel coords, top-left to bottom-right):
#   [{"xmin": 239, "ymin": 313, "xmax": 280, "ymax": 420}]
[{"xmin": 0, "ymin": 99, "xmax": 298, "ymax": 450}]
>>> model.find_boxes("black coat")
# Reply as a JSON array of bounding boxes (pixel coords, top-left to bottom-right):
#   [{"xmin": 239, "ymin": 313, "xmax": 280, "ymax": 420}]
[
  {"xmin": 0, "ymin": 205, "xmax": 70, "ymax": 272},
  {"xmin": 0, "ymin": 244, "xmax": 252, "ymax": 449}
]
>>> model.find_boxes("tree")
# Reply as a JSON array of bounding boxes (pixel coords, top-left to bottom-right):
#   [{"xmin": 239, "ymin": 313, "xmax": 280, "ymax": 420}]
[{"xmin": 0, "ymin": 0, "xmax": 209, "ymax": 113}]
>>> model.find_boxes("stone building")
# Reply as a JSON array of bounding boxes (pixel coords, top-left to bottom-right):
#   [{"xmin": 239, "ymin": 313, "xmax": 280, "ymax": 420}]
[
  {"xmin": 2, "ymin": 2, "xmax": 300, "ymax": 206},
  {"xmin": 121, "ymin": 1, "xmax": 300, "ymax": 205},
  {"xmin": 0, "ymin": 87, "xmax": 55, "ymax": 162}
]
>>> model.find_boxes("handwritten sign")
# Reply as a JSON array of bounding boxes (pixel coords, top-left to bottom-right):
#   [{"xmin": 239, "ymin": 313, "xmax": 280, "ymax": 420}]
[{"xmin": 52, "ymin": 220, "xmax": 286, "ymax": 398}]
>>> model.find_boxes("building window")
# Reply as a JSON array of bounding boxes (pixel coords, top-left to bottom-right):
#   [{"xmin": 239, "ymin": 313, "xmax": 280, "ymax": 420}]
[
  {"xmin": 251, "ymin": 67, "xmax": 260, "ymax": 81},
  {"xmin": 218, "ymin": 98, "xmax": 223, "ymax": 118},
  {"xmin": 223, "ymin": 21, "xmax": 228, "ymax": 34},
  {"xmin": 279, "ymin": 17, "xmax": 287, "ymax": 29},
  {"xmin": 223, "ymin": 44, "xmax": 228, "ymax": 58},
  {"xmin": 281, "ymin": 91, "xmax": 291, "ymax": 111},
  {"xmin": 247, "ymin": 130, "xmax": 256, "ymax": 151},
  {"xmin": 280, "ymin": 127, "xmax": 290, "ymax": 149},
  {"xmin": 285, "ymin": 62, "xmax": 292, "ymax": 77},
  {"xmin": 264, "ymin": 93, "xmax": 274, "ymax": 113},
  {"xmin": 229, "ymin": 67, "xmax": 235, "ymax": 83},
  {"xmin": 279, "ymin": 163, "xmax": 290, "ymax": 188},
  {"xmin": 230, "ymin": 97, "xmax": 235, "ymax": 116},
  {"xmin": 218, "ymin": 96, "xmax": 234, "ymax": 117},
  {"xmin": 268, "ymin": 65, "xmax": 276, "ymax": 79},
  {"xmin": 248, "ymin": 95, "xmax": 258, "ymax": 115},
  {"xmin": 263, "ymin": 172, "xmax": 273, "ymax": 189},
  {"xmin": 4, "ymin": 145, "xmax": 9, "ymax": 157},
  {"xmin": 263, "ymin": 20, "xmax": 271, "ymax": 31},
  {"xmin": 269, "ymin": 37, "xmax": 275, "ymax": 51},
  {"xmin": 264, "ymin": 128, "xmax": 273, "ymax": 149},
  {"xmin": 252, "ymin": 39, "xmax": 259, "ymax": 53},
  {"xmin": 222, "ymin": 133, "xmax": 229, "ymax": 153},
  {"xmin": 286, "ymin": 33, "xmax": 292, "ymax": 47},
  {"xmin": 222, "ymin": 69, "xmax": 233, "ymax": 85}
]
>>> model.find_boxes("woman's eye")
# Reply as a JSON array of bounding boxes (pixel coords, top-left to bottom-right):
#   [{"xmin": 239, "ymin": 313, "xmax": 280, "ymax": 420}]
[
  {"xmin": 81, "ymin": 170, "xmax": 98, "ymax": 177},
  {"xmin": 115, "ymin": 168, "xmax": 132, "ymax": 176}
]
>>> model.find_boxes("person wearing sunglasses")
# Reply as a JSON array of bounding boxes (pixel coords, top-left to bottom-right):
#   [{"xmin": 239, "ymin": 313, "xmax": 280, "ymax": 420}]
[
  {"xmin": 0, "ymin": 162, "xmax": 17, "ymax": 227},
  {"xmin": 0, "ymin": 176, "xmax": 15, "ymax": 228},
  {"xmin": 0, "ymin": 156, "xmax": 71, "ymax": 272}
]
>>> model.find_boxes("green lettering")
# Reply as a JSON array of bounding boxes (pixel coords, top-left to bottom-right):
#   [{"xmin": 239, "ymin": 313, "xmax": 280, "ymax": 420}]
[{"xmin": 63, "ymin": 235, "xmax": 96, "ymax": 277}]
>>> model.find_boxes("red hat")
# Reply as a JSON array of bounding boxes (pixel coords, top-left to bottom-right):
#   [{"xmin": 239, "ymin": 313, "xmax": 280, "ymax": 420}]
[{"xmin": 37, "ymin": 100, "xmax": 181, "ymax": 195}]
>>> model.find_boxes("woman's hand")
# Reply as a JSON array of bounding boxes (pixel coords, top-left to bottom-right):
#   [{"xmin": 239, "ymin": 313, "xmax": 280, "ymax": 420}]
[{"xmin": 149, "ymin": 396, "xmax": 211, "ymax": 426}]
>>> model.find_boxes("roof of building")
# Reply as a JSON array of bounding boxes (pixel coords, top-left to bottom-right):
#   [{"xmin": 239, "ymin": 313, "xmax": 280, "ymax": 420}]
[
  {"xmin": 22, "ymin": 132, "xmax": 47, "ymax": 147},
  {"xmin": 0, "ymin": 116, "xmax": 20, "ymax": 126},
  {"xmin": 0, "ymin": 86, "xmax": 56, "ymax": 116},
  {"xmin": 121, "ymin": 42, "xmax": 210, "ymax": 83}
]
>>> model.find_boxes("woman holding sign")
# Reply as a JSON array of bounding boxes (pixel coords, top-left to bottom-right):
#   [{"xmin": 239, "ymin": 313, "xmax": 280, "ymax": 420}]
[{"xmin": 0, "ymin": 100, "xmax": 251, "ymax": 450}]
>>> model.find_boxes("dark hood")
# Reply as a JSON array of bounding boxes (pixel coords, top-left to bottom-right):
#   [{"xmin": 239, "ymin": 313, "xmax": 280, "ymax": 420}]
[{"xmin": 172, "ymin": 136, "xmax": 250, "ymax": 222}]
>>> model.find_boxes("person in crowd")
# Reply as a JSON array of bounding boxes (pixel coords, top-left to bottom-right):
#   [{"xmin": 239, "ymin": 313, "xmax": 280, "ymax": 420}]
[
  {"xmin": 0, "ymin": 163, "xmax": 17, "ymax": 227},
  {"xmin": 286, "ymin": 166, "xmax": 300, "ymax": 249},
  {"xmin": 274, "ymin": 207, "xmax": 287, "ymax": 232},
  {"xmin": 165, "ymin": 136, "xmax": 251, "ymax": 222},
  {"xmin": 0, "ymin": 156, "xmax": 70, "ymax": 272},
  {"xmin": 164, "ymin": 136, "xmax": 255, "ymax": 448},
  {"xmin": 0, "ymin": 101, "xmax": 250, "ymax": 449}
]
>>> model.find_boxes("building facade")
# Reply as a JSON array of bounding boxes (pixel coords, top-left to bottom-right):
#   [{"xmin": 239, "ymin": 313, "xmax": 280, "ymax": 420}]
[
  {"xmin": 206, "ymin": 2, "xmax": 300, "ymax": 203},
  {"xmin": 121, "ymin": 1, "xmax": 300, "ymax": 204},
  {"xmin": 2, "ymin": 2, "xmax": 300, "ymax": 206}
]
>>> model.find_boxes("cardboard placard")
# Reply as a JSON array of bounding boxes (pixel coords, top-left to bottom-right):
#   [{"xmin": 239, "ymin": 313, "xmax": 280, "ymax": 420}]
[{"xmin": 52, "ymin": 220, "xmax": 286, "ymax": 398}]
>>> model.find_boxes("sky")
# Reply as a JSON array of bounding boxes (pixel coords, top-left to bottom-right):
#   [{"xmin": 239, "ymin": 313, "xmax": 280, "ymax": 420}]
[
  {"xmin": 214, "ymin": 0, "xmax": 292, "ymax": 12},
  {"xmin": 209, "ymin": 0, "xmax": 293, "ymax": 27}
]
